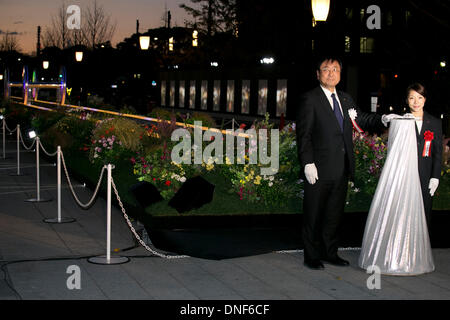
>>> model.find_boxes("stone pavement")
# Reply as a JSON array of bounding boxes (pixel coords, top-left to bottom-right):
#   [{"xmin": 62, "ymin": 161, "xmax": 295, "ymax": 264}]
[{"xmin": 1, "ymin": 135, "xmax": 450, "ymax": 302}]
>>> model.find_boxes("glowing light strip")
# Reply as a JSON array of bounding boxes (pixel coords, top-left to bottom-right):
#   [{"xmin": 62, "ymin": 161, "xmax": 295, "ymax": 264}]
[{"xmin": 11, "ymin": 99, "xmax": 249, "ymax": 137}]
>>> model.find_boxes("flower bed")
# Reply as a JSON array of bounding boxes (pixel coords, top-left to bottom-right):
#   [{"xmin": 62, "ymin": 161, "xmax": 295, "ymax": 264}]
[{"xmin": 3, "ymin": 101, "xmax": 449, "ymax": 221}]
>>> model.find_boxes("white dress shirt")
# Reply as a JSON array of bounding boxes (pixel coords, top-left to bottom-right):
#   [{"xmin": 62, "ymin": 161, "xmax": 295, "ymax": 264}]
[
  {"xmin": 415, "ymin": 120, "xmax": 423, "ymax": 134},
  {"xmin": 320, "ymin": 86, "xmax": 344, "ymax": 116}
]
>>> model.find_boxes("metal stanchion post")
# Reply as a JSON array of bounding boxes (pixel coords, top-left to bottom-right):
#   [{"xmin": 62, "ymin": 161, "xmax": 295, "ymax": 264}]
[
  {"xmin": 25, "ymin": 137, "xmax": 51, "ymax": 202},
  {"xmin": 44, "ymin": 146, "xmax": 75, "ymax": 223},
  {"xmin": 88, "ymin": 164, "xmax": 129, "ymax": 265},
  {"xmin": 16, "ymin": 124, "xmax": 19, "ymax": 175},
  {"xmin": 9, "ymin": 124, "xmax": 25, "ymax": 176},
  {"xmin": 2, "ymin": 118, "xmax": 5, "ymax": 159}
]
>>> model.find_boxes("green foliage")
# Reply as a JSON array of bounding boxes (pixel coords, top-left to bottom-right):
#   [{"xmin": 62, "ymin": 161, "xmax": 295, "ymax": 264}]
[
  {"xmin": 185, "ymin": 112, "xmax": 217, "ymax": 128},
  {"xmin": 31, "ymin": 111, "xmax": 65, "ymax": 134},
  {"xmin": 132, "ymin": 143, "xmax": 202, "ymax": 199},
  {"xmin": 89, "ymin": 117, "xmax": 145, "ymax": 165},
  {"xmin": 6, "ymin": 102, "xmax": 449, "ymax": 215},
  {"xmin": 347, "ymin": 132, "xmax": 388, "ymax": 204},
  {"xmin": 216, "ymin": 118, "xmax": 302, "ymax": 207},
  {"xmin": 148, "ymin": 107, "xmax": 176, "ymax": 121},
  {"xmin": 44, "ymin": 114, "xmax": 95, "ymax": 154},
  {"xmin": 3, "ymin": 102, "xmax": 32, "ymax": 126}
]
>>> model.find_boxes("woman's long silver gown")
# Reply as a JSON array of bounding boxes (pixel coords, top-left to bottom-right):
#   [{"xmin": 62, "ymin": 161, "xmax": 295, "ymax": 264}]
[{"xmin": 358, "ymin": 118, "xmax": 434, "ymax": 275}]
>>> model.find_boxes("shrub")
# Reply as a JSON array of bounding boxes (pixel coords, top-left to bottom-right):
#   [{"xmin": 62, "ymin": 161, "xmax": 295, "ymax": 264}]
[
  {"xmin": 148, "ymin": 107, "xmax": 176, "ymax": 121},
  {"xmin": 347, "ymin": 131, "xmax": 388, "ymax": 205},
  {"xmin": 132, "ymin": 142, "xmax": 202, "ymax": 199},
  {"xmin": 185, "ymin": 112, "xmax": 216, "ymax": 128},
  {"xmin": 44, "ymin": 115, "xmax": 95, "ymax": 154},
  {"xmin": 31, "ymin": 111, "xmax": 64, "ymax": 134},
  {"xmin": 89, "ymin": 117, "xmax": 145, "ymax": 165}
]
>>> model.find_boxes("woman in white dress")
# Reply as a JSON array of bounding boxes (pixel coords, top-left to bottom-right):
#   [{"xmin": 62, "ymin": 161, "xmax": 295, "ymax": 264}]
[{"xmin": 358, "ymin": 85, "xmax": 435, "ymax": 276}]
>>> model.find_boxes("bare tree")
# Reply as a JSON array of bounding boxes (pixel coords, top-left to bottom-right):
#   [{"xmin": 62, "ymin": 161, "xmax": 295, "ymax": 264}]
[
  {"xmin": 0, "ymin": 31, "xmax": 20, "ymax": 51},
  {"xmin": 180, "ymin": 0, "xmax": 237, "ymax": 36},
  {"xmin": 83, "ymin": 0, "xmax": 117, "ymax": 49},
  {"xmin": 42, "ymin": 0, "xmax": 116, "ymax": 50},
  {"xmin": 42, "ymin": 1, "xmax": 69, "ymax": 49}
]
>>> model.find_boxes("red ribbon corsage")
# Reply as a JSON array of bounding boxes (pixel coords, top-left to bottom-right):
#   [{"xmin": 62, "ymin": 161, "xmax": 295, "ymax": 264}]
[{"xmin": 422, "ymin": 130, "xmax": 434, "ymax": 157}]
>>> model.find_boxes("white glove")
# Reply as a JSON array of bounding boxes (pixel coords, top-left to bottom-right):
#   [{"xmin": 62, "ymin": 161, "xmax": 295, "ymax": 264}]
[
  {"xmin": 403, "ymin": 113, "xmax": 415, "ymax": 119},
  {"xmin": 304, "ymin": 163, "xmax": 318, "ymax": 185},
  {"xmin": 381, "ymin": 114, "xmax": 400, "ymax": 127},
  {"xmin": 429, "ymin": 178, "xmax": 439, "ymax": 196}
]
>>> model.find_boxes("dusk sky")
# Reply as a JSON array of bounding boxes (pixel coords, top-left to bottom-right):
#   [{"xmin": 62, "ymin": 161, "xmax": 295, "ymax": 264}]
[{"xmin": 0, "ymin": 0, "xmax": 193, "ymax": 54}]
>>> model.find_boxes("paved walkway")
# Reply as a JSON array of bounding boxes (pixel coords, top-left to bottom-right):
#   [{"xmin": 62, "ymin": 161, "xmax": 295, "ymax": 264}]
[{"xmin": 1, "ymin": 135, "xmax": 450, "ymax": 301}]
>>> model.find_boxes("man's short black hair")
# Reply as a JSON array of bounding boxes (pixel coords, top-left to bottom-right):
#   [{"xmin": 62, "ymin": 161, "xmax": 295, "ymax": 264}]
[{"xmin": 316, "ymin": 56, "xmax": 343, "ymax": 71}]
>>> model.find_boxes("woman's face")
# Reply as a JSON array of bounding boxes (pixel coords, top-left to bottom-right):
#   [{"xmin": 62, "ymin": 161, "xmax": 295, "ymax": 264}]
[{"xmin": 407, "ymin": 90, "xmax": 426, "ymax": 114}]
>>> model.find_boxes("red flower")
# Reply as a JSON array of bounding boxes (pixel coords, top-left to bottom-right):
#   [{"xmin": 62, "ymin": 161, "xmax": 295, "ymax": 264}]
[
  {"xmin": 424, "ymin": 131, "xmax": 434, "ymax": 141},
  {"xmin": 165, "ymin": 180, "xmax": 171, "ymax": 186}
]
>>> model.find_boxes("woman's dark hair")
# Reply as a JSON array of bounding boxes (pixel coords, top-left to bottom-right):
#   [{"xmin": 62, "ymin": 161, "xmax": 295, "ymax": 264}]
[{"xmin": 406, "ymin": 83, "xmax": 427, "ymax": 99}]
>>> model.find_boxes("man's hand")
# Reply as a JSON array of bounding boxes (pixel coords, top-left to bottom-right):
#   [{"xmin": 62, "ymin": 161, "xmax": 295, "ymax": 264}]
[
  {"xmin": 381, "ymin": 114, "xmax": 400, "ymax": 127},
  {"xmin": 305, "ymin": 163, "xmax": 318, "ymax": 185},
  {"xmin": 429, "ymin": 178, "xmax": 439, "ymax": 196}
]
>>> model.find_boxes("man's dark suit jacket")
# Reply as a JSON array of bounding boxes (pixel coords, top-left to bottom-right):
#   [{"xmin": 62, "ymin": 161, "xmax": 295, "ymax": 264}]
[{"xmin": 296, "ymin": 86, "xmax": 382, "ymax": 182}]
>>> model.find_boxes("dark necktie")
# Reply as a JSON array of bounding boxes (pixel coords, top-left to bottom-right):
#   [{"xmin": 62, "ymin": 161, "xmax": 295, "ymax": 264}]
[{"xmin": 331, "ymin": 93, "xmax": 343, "ymax": 132}]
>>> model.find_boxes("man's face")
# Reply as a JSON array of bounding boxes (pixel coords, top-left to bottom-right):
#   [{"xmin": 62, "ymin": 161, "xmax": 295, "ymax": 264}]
[{"xmin": 317, "ymin": 59, "xmax": 341, "ymax": 91}]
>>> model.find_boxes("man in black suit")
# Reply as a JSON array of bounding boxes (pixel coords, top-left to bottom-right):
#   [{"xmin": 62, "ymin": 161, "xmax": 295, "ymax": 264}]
[{"xmin": 296, "ymin": 56, "xmax": 395, "ymax": 270}]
